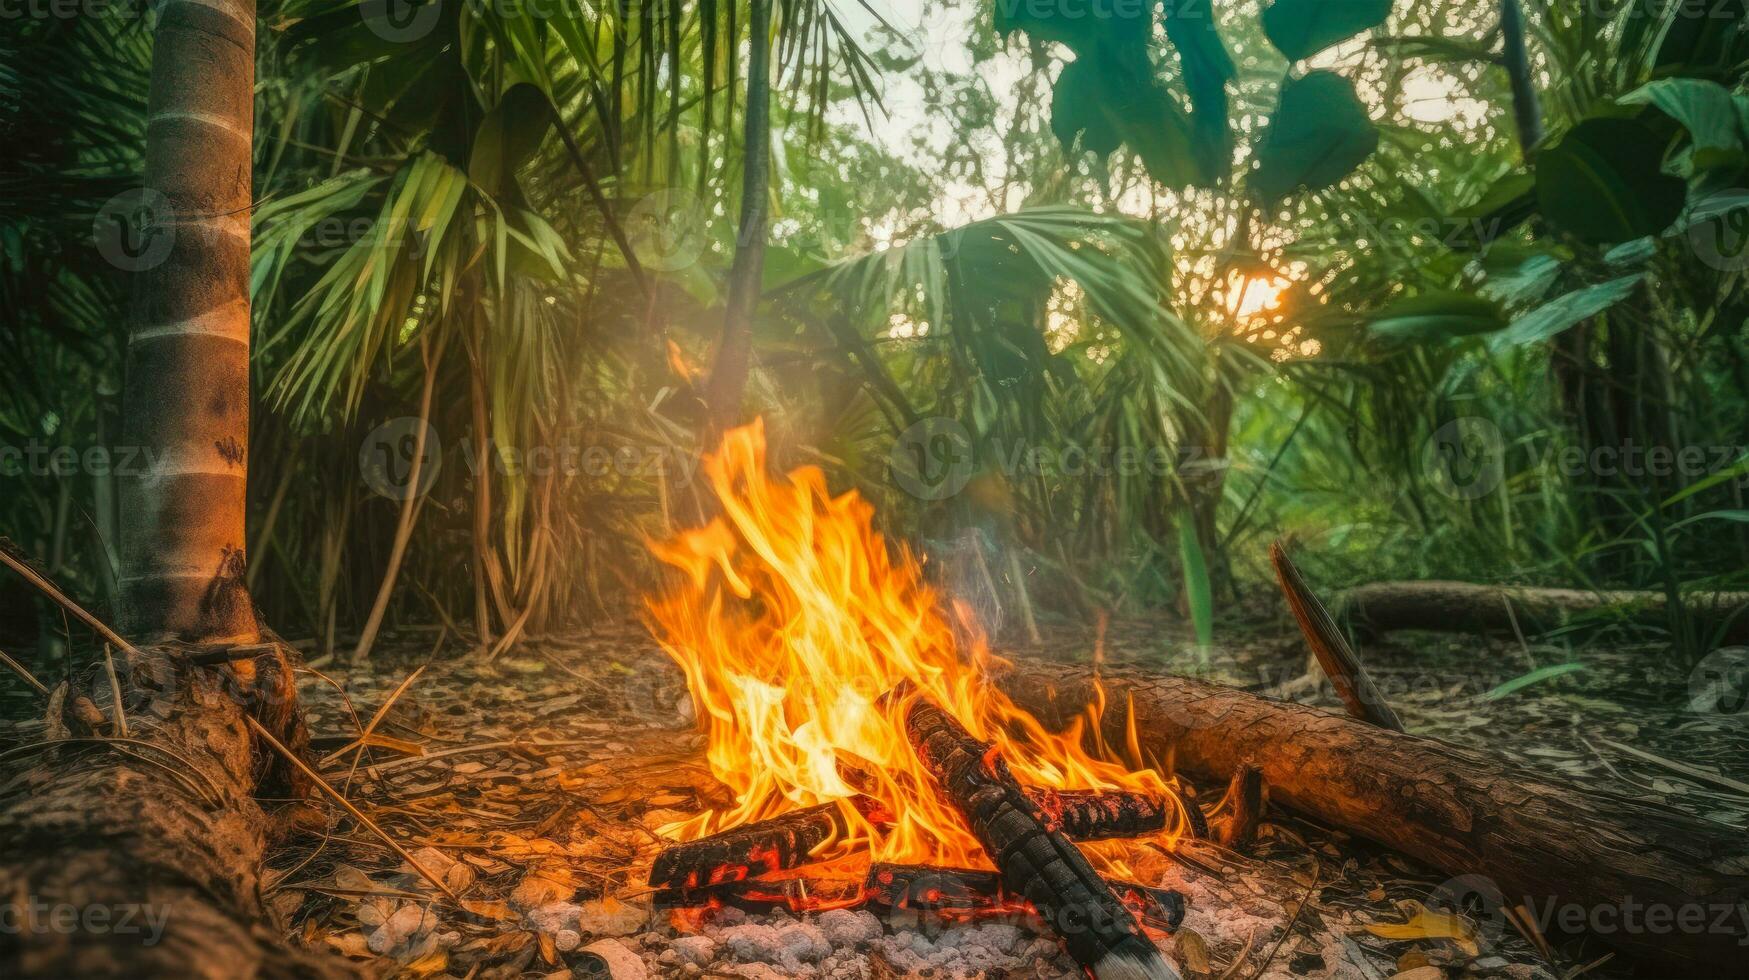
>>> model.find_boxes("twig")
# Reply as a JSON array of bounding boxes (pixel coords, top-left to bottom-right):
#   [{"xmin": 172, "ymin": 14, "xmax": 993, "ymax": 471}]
[
  {"xmin": 244, "ymin": 715, "xmax": 461, "ymax": 903},
  {"xmin": 102, "ymin": 644, "xmax": 128, "ymax": 737},
  {"xmin": 1248, "ymin": 855, "xmax": 1320, "ymax": 980},
  {"xmin": 0, "ymin": 647, "xmax": 50, "ymax": 697},
  {"xmin": 0, "ymin": 542, "xmax": 141, "ymax": 656},
  {"xmin": 319, "ymin": 664, "xmax": 427, "ymax": 768},
  {"xmin": 1270, "ymin": 541, "xmax": 1405, "ymax": 731},
  {"xmin": 1595, "ymin": 737, "xmax": 1749, "ymax": 797}
]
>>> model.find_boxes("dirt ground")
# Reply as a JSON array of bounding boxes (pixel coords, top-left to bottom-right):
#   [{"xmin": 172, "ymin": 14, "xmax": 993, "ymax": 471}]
[{"xmin": 2, "ymin": 612, "xmax": 1745, "ymax": 978}]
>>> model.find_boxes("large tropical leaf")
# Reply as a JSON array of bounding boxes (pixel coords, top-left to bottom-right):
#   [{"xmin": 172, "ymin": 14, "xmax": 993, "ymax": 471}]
[
  {"xmin": 1262, "ymin": 0, "xmax": 1393, "ymax": 61},
  {"xmin": 1368, "ymin": 292, "xmax": 1508, "ymax": 343},
  {"xmin": 1488, "ymin": 274, "xmax": 1645, "ymax": 349},
  {"xmin": 1252, "ymin": 71, "xmax": 1379, "ymax": 202},
  {"xmin": 1535, "ymin": 118, "xmax": 1686, "ymax": 244}
]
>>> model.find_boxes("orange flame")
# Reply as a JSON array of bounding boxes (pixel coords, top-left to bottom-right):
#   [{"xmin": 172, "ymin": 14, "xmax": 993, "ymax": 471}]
[{"xmin": 645, "ymin": 420, "xmax": 1185, "ymax": 870}]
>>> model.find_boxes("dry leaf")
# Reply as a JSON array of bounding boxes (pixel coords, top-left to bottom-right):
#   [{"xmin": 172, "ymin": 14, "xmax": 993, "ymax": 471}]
[
  {"xmin": 1366, "ymin": 909, "xmax": 1479, "ymax": 957},
  {"xmin": 1388, "ymin": 967, "xmax": 1445, "ymax": 980},
  {"xmin": 1172, "ymin": 928, "xmax": 1213, "ymax": 976}
]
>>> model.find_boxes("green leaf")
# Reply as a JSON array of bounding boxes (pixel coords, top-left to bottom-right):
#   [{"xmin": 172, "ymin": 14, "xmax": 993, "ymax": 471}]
[
  {"xmin": 1164, "ymin": 0, "xmax": 1236, "ymax": 181},
  {"xmin": 1262, "ymin": 0, "xmax": 1393, "ymax": 62},
  {"xmin": 1489, "ymin": 274, "xmax": 1643, "ymax": 350},
  {"xmin": 1669, "ymin": 509, "xmax": 1749, "ymax": 532},
  {"xmin": 1447, "ymin": 171, "xmax": 1537, "ymax": 249},
  {"xmin": 1484, "ymin": 662, "xmax": 1585, "ymax": 700},
  {"xmin": 1051, "ymin": 57, "xmax": 1208, "ymax": 187},
  {"xmin": 1252, "ymin": 71, "xmax": 1379, "ymax": 203},
  {"xmin": 1368, "ymin": 292, "xmax": 1507, "ymax": 342},
  {"xmin": 1535, "ymin": 118, "xmax": 1687, "ymax": 244},
  {"xmin": 1178, "ymin": 517, "xmax": 1214, "ymax": 649},
  {"xmin": 469, "ymin": 83, "xmax": 554, "ymax": 200},
  {"xmin": 1616, "ymin": 77, "xmax": 1742, "ymax": 171}
]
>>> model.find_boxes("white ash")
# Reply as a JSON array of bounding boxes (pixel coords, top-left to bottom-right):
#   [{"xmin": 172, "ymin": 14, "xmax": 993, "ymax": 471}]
[{"xmin": 627, "ymin": 908, "xmax": 1083, "ymax": 979}]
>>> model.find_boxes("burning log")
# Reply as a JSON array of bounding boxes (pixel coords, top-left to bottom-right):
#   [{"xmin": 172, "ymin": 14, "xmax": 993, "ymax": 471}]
[
  {"xmin": 867, "ymin": 863, "xmax": 1186, "ymax": 934},
  {"xmin": 902, "ymin": 690, "xmax": 1179, "ymax": 980},
  {"xmin": 650, "ymin": 789, "xmax": 1169, "ymax": 890},
  {"xmin": 1002, "ymin": 665, "xmax": 1749, "ymax": 975},
  {"xmin": 648, "ymin": 799, "xmax": 879, "ymax": 890}
]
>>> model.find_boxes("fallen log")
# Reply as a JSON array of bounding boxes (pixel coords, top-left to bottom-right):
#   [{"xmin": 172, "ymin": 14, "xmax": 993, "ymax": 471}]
[
  {"xmin": 0, "ymin": 643, "xmax": 349, "ymax": 978},
  {"xmin": 650, "ymin": 789, "xmax": 1170, "ymax": 889},
  {"xmin": 1337, "ymin": 580, "xmax": 1749, "ymax": 642},
  {"xmin": 903, "ymin": 689, "xmax": 1178, "ymax": 980},
  {"xmin": 1001, "ymin": 664, "xmax": 1749, "ymax": 974}
]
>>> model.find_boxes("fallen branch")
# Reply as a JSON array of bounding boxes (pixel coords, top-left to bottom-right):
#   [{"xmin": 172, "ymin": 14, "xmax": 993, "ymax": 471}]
[
  {"xmin": 1337, "ymin": 580, "xmax": 1749, "ymax": 642},
  {"xmin": 1271, "ymin": 542, "xmax": 1403, "ymax": 731},
  {"xmin": 1001, "ymin": 664, "xmax": 1749, "ymax": 974}
]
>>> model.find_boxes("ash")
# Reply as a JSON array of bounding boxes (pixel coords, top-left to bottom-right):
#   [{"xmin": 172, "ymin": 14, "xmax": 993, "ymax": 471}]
[{"xmin": 611, "ymin": 907, "xmax": 1083, "ymax": 979}]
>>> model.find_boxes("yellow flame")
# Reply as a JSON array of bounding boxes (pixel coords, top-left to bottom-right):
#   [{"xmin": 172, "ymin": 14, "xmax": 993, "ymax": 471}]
[{"xmin": 645, "ymin": 420, "xmax": 1184, "ymax": 869}]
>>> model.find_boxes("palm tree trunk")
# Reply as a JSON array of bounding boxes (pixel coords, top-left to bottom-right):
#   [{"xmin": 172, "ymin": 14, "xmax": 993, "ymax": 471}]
[
  {"xmin": 118, "ymin": 0, "xmax": 259, "ymax": 643},
  {"xmin": 705, "ymin": 0, "xmax": 772, "ymax": 432},
  {"xmin": 1, "ymin": 3, "xmax": 342, "ymax": 975}
]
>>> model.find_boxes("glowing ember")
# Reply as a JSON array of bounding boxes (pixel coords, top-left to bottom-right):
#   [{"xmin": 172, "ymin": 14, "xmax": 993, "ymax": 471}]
[{"xmin": 645, "ymin": 420, "xmax": 1189, "ymax": 872}]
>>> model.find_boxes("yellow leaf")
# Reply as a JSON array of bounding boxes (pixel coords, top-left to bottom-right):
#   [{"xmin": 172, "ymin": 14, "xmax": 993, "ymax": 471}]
[{"xmin": 1365, "ymin": 909, "xmax": 1479, "ymax": 957}]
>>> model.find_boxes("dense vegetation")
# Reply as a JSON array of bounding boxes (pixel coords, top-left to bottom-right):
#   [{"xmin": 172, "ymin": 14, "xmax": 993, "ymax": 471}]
[{"xmin": 4, "ymin": 0, "xmax": 1747, "ymax": 663}]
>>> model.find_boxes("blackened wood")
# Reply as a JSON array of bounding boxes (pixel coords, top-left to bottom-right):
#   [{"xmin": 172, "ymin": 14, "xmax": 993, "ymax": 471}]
[
  {"xmin": 648, "ymin": 799, "xmax": 878, "ymax": 890},
  {"xmin": 1271, "ymin": 541, "xmax": 1404, "ymax": 731},
  {"xmin": 1002, "ymin": 664, "xmax": 1749, "ymax": 975},
  {"xmin": 866, "ymin": 863, "xmax": 1185, "ymax": 933},
  {"xmin": 902, "ymin": 692, "xmax": 1178, "ymax": 980},
  {"xmin": 651, "ymin": 789, "xmax": 1173, "ymax": 889},
  {"xmin": 1032, "ymin": 789, "xmax": 1170, "ymax": 840}
]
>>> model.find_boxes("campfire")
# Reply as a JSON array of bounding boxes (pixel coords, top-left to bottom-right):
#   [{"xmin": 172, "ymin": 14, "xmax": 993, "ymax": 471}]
[{"xmin": 642, "ymin": 422, "xmax": 1197, "ymax": 978}]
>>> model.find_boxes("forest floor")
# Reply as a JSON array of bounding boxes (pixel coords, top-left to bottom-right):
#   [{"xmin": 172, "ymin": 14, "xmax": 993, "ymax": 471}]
[{"xmin": 2, "ymin": 612, "xmax": 1746, "ymax": 979}]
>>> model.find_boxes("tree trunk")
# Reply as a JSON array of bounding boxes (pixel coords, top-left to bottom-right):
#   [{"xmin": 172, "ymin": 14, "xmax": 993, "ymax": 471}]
[
  {"xmin": 0, "ymin": 647, "xmax": 347, "ymax": 978},
  {"xmin": 1000, "ymin": 665, "xmax": 1749, "ymax": 975},
  {"xmin": 118, "ymin": 0, "xmax": 259, "ymax": 644},
  {"xmin": 0, "ymin": 1, "xmax": 338, "ymax": 974},
  {"xmin": 704, "ymin": 0, "xmax": 772, "ymax": 433},
  {"xmin": 1336, "ymin": 580, "xmax": 1749, "ymax": 642}
]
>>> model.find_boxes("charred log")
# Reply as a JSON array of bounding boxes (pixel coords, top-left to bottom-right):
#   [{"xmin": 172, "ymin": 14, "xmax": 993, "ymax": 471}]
[
  {"xmin": 902, "ymin": 690, "xmax": 1179, "ymax": 980},
  {"xmin": 866, "ymin": 863, "xmax": 1185, "ymax": 935},
  {"xmin": 650, "ymin": 789, "xmax": 1171, "ymax": 889},
  {"xmin": 1002, "ymin": 664, "xmax": 1749, "ymax": 975}
]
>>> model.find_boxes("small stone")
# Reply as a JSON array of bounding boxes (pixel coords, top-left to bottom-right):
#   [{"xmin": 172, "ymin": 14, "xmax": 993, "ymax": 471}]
[
  {"xmin": 816, "ymin": 909, "xmax": 882, "ymax": 947},
  {"xmin": 774, "ymin": 922, "xmax": 830, "ymax": 964},
  {"xmin": 526, "ymin": 901, "xmax": 582, "ymax": 935},
  {"xmin": 554, "ymin": 929, "xmax": 583, "ymax": 952},
  {"xmin": 366, "ymin": 903, "xmax": 437, "ymax": 955},
  {"xmin": 671, "ymin": 935, "xmax": 718, "ymax": 967}
]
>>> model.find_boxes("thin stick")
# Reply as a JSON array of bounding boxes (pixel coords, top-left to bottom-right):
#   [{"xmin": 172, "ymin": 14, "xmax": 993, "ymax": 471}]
[
  {"xmin": 1270, "ymin": 541, "xmax": 1405, "ymax": 731},
  {"xmin": 244, "ymin": 715, "xmax": 461, "ymax": 903},
  {"xmin": 0, "ymin": 543, "xmax": 141, "ymax": 657},
  {"xmin": 0, "ymin": 647, "xmax": 50, "ymax": 697},
  {"xmin": 101, "ymin": 644, "xmax": 129, "ymax": 737},
  {"xmin": 319, "ymin": 664, "xmax": 427, "ymax": 768}
]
